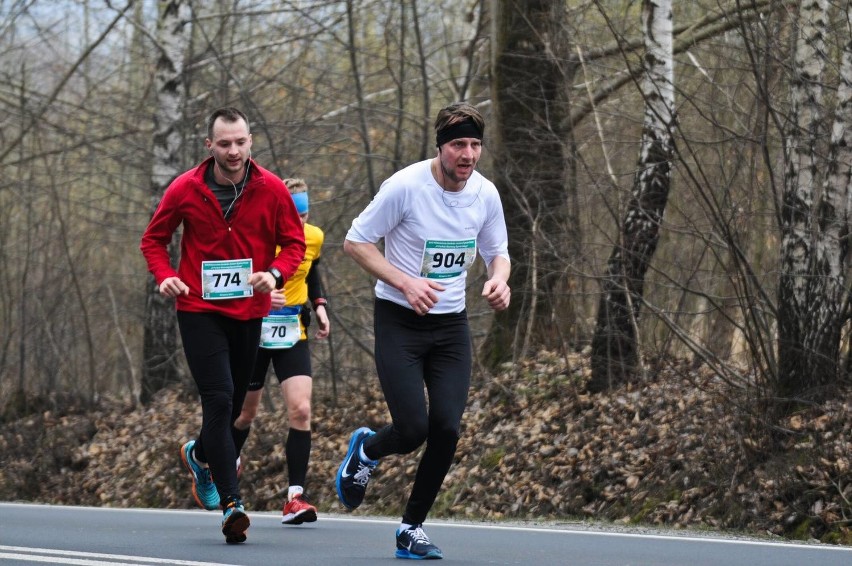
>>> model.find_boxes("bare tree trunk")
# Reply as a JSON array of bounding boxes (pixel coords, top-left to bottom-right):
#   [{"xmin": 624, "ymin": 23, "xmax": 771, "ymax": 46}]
[
  {"xmin": 777, "ymin": 0, "xmax": 849, "ymax": 404},
  {"xmin": 16, "ymin": 67, "xmax": 31, "ymax": 402},
  {"xmin": 589, "ymin": 0, "xmax": 675, "ymax": 392},
  {"xmin": 345, "ymin": 0, "xmax": 378, "ymax": 197},
  {"xmin": 410, "ymin": 0, "xmax": 431, "ymax": 161},
  {"xmin": 142, "ymin": 0, "xmax": 191, "ymax": 405},
  {"xmin": 483, "ymin": 0, "xmax": 577, "ymax": 369},
  {"xmin": 49, "ymin": 180, "xmax": 97, "ymax": 404}
]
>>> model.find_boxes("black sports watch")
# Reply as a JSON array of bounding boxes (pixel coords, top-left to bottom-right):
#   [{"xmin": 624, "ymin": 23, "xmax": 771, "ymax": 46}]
[{"xmin": 268, "ymin": 267, "xmax": 284, "ymax": 290}]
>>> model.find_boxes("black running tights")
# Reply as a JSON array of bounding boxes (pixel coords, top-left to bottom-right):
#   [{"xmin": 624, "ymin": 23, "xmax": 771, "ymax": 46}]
[
  {"xmin": 364, "ymin": 299, "xmax": 472, "ymax": 526},
  {"xmin": 177, "ymin": 311, "xmax": 261, "ymax": 502}
]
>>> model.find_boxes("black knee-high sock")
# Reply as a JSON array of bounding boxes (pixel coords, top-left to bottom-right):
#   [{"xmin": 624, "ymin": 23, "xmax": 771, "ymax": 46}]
[
  {"xmin": 232, "ymin": 425, "xmax": 250, "ymax": 457},
  {"xmin": 286, "ymin": 428, "xmax": 311, "ymax": 488}
]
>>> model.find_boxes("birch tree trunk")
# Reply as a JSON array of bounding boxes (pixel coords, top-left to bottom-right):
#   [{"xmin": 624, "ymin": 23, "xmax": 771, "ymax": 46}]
[
  {"xmin": 142, "ymin": 0, "xmax": 192, "ymax": 405},
  {"xmin": 589, "ymin": 0, "xmax": 675, "ymax": 392},
  {"xmin": 776, "ymin": 0, "xmax": 849, "ymax": 404}
]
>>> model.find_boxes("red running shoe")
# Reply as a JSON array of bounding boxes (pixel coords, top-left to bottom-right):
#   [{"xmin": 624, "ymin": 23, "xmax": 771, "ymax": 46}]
[{"xmin": 281, "ymin": 494, "xmax": 317, "ymax": 525}]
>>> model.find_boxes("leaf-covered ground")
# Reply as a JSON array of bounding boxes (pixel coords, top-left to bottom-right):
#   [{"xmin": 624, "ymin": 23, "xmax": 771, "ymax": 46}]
[{"xmin": 2, "ymin": 351, "xmax": 850, "ymax": 545}]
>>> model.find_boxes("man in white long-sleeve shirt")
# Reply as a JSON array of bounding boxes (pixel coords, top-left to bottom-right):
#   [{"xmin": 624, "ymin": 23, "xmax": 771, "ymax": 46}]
[{"xmin": 335, "ymin": 102, "xmax": 511, "ymax": 560}]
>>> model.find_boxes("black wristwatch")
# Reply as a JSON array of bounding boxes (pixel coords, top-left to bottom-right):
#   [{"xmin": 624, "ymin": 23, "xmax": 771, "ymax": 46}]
[{"xmin": 268, "ymin": 267, "xmax": 284, "ymax": 290}]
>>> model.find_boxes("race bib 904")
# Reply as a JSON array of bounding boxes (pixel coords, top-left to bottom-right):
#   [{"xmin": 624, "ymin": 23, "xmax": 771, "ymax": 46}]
[
  {"xmin": 202, "ymin": 259, "xmax": 253, "ymax": 300},
  {"xmin": 420, "ymin": 239, "xmax": 476, "ymax": 279}
]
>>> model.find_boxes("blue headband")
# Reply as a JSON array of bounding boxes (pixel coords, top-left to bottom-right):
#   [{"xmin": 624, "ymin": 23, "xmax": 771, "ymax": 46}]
[{"xmin": 292, "ymin": 192, "xmax": 309, "ymax": 214}]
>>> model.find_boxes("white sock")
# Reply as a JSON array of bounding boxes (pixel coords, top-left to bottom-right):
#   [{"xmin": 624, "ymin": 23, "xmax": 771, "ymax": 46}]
[
  {"xmin": 190, "ymin": 446, "xmax": 208, "ymax": 468},
  {"xmin": 400, "ymin": 522, "xmax": 414, "ymax": 532},
  {"xmin": 288, "ymin": 486, "xmax": 303, "ymax": 501}
]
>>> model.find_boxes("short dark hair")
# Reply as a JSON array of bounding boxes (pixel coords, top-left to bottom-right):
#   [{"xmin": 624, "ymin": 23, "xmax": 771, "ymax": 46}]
[
  {"xmin": 434, "ymin": 103, "xmax": 485, "ymax": 137},
  {"xmin": 206, "ymin": 107, "xmax": 250, "ymax": 140}
]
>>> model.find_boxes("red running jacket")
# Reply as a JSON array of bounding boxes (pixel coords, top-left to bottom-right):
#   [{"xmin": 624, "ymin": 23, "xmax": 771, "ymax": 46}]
[{"xmin": 140, "ymin": 158, "xmax": 306, "ymax": 321}]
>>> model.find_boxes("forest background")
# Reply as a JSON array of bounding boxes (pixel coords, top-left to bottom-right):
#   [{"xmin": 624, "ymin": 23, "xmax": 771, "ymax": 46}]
[{"xmin": 1, "ymin": 0, "xmax": 851, "ymax": 546}]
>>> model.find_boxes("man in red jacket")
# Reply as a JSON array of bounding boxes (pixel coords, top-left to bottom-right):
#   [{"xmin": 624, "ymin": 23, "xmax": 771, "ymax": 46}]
[{"xmin": 140, "ymin": 107, "xmax": 305, "ymax": 544}]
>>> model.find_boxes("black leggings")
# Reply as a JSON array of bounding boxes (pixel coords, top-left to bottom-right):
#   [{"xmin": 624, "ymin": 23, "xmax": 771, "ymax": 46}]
[
  {"xmin": 177, "ymin": 311, "xmax": 262, "ymax": 501},
  {"xmin": 363, "ymin": 299, "xmax": 472, "ymax": 525}
]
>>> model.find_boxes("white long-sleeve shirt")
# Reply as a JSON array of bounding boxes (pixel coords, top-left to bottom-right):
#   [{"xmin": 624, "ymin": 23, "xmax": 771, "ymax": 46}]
[{"xmin": 346, "ymin": 159, "xmax": 509, "ymax": 314}]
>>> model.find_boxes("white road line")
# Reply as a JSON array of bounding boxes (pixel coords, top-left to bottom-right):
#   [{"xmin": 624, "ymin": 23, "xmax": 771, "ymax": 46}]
[
  {"xmin": 0, "ymin": 546, "xmax": 237, "ymax": 566},
  {"xmin": 0, "ymin": 553, "xmax": 139, "ymax": 565},
  {"xmin": 0, "ymin": 553, "xmax": 154, "ymax": 566},
  {"xmin": 319, "ymin": 516, "xmax": 852, "ymax": 553}
]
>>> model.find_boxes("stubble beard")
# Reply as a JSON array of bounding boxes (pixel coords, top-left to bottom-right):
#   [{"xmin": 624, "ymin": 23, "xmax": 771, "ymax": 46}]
[{"xmin": 214, "ymin": 155, "xmax": 248, "ymax": 183}]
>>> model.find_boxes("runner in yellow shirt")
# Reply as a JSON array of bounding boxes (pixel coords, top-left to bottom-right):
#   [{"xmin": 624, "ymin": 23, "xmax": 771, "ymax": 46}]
[{"xmin": 233, "ymin": 178, "xmax": 329, "ymax": 525}]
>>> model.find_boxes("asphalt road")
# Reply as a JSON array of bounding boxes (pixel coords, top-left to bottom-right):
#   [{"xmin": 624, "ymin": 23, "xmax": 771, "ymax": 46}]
[{"xmin": 1, "ymin": 503, "xmax": 850, "ymax": 565}]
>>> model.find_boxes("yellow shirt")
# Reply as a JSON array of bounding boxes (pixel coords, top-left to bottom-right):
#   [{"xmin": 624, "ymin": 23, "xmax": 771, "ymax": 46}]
[{"xmin": 277, "ymin": 223, "xmax": 324, "ymax": 340}]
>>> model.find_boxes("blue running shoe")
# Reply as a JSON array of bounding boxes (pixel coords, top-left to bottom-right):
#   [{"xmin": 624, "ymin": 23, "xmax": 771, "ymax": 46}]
[
  {"xmin": 335, "ymin": 427, "xmax": 378, "ymax": 509},
  {"xmin": 221, "ymin": 498, "xmax": 250, "ymax": 544},
  {"xmin": 395, "ymin": 525, "xmax": 443, "ymax": 560},
  {"xmin": 180, "ymin": 440, "xmax": 220, "ymax": 511}
]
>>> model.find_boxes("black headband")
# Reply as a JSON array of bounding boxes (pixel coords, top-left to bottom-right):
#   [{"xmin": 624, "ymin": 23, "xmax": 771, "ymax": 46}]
[{"xmin": 436, "ymin": 118, "xmax": 483, "ymax": 147}]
